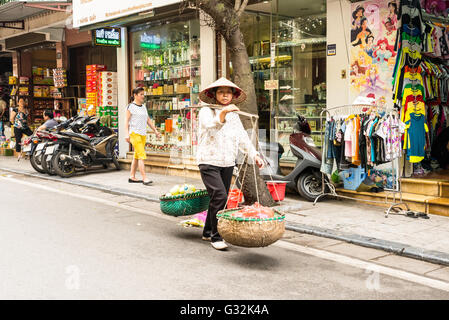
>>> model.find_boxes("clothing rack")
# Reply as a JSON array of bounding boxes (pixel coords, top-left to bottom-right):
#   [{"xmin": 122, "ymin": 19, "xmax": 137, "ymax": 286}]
[{"xmin": 313, "ymin": 104, "xmax": 411, "ymax": 218}]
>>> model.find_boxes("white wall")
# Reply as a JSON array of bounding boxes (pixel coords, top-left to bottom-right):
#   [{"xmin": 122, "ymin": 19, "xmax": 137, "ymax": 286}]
[
  {"xmin": 326, "ymin": 0, "xmax": 352, "ymax": 108},
  {"xmin": 117, "ymin": 27, "xmax": 130, "ymax": 158}
]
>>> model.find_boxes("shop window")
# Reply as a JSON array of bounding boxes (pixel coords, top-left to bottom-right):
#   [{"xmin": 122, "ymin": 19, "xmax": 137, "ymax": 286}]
[
  {"xmin": 131, "ymin": 19, "xmax": 201, "ymax": 156},
  {"xmin": 238, "ymin": 0, "xmax": 327, "ymax": 163}
]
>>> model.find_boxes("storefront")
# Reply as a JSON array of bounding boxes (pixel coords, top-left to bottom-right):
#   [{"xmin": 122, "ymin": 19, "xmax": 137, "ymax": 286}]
[
  {"xmin": 321, "ymin": 0, "xmax": 449, "ymax": 215},
  {"xmin": 238, "ymin": 0, "xmax": 327, "ymax": 163},
  {"xmin": 73, "ymin": 0, "xmax": 214, "ymax": 161},
  {"xmin": 71, "ymin": 0, "xmax": 329, "ymax": 168},
  {"xmin": 129, "ymin": 15, "xmax": 201, "ymax": 156},
  {"xmin": 9, "ymin": 43, "xmax": 62, "ymax": 127}
]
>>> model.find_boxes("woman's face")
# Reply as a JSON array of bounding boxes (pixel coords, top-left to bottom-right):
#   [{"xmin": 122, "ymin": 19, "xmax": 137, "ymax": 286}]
[
  {"xmin": 356, "ymin": 9, "xmax": 363, "ymax": 18},
  {"xmin": 134, "ymin": 90, "xmax": 145, "ymax": 105},
  {"xmin": 389, "ymin": 4, "xmax": 395, "ymax": 13},
  {"xmin": 380, "ymin": 42, "xmax": 387, "ymax": 50},
  {"xmin": 215, "ymin": 87, "xmax": 233, "ymax": 105},
  {"xmin": 18, "ymin": 98, "xmax": 25, "ymax": 109},
  {"xmin": 385, "ymin": 22, "xmax": 394, "ymax": 32},
  {"xmin": 362, "ymin": 20, "xmax": 368, "ymax": 30}
]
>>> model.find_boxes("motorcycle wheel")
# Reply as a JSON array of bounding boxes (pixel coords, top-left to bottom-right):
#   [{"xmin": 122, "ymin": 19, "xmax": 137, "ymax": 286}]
[
  {"xmin": 41, "ymin": 153, "xmax": 56, "ymax": 176},
  {"xmin": 112, "ymin": 148, "xmax": 121, "ymax": 170},
  {"xmin": 52, "ymin": 150, "xmax": 76, "ymax": 178},
  {"xmin": 30, "ymin": 151, "xmax": 46, "ymax": 174},
  {"xmin": 297, "ymin": 171, "xmax": 324, "ymax": 202}
]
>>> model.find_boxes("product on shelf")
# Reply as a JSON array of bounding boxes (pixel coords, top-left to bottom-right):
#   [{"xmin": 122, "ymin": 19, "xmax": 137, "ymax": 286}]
[
  {"xmin": 8, "ymin": 76, "xmax": 17, "ymax": 85},
  {"xmin": 19, "ymin": 77, "xmax": 29, "ymax": 85},
  {"xmin": 52, "ymin": 68, "xmax": 67, "ymax": 88},
  {"xmin": 86, "ymin": 64, "xmax": 107, "ymax": 114}
]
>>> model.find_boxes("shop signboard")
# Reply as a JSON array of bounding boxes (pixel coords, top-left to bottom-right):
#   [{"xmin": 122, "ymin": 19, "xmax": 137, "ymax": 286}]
[
  {"xmin": 140, "ymin": 33, "xmax": 161, "ymax": 49},
  {"xmin": 264, "ymin": 80, "xmax": 278, "ymax": 91},
  {"xmin": 93, "ymin": 28, "xmax": 121, "ymax": 47},
  {"xmin": 73, "ymin": 0, "xmax": 181, "ymax": 28}
]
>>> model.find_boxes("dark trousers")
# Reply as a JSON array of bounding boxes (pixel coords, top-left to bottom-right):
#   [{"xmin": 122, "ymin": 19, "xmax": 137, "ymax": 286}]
[
  {"xmin": 14, "ymin": 126, "xmax": 33, "ymax": 152},
  {"xmin": 198, "ymin": 164, "xmax": 234, "ymax": 242}
]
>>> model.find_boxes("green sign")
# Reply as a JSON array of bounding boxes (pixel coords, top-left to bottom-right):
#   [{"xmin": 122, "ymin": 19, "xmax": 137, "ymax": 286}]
[
  {"xmin": 141, "ymin": 42, "xmax": 161, "ymax": 50},
  {"xmin": 94, "ymin": 28, "xmax": 121, "ymax": 47}
]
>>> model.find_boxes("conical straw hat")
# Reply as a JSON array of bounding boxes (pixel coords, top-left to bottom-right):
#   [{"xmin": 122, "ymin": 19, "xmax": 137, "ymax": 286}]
[{"xmin": 199, "ymin": 77, "xmax": 247, "ymax": 105}]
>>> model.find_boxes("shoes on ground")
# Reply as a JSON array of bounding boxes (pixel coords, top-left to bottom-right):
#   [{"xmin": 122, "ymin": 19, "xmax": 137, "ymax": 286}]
[
  {"xmin": 211, "ymin": 241, "xmax": 228, "ymax": 250},
  {"xmin": 128, "ymin": 178, "xmax": 143, "ymax": 183},
  {"xmin": 142, "ymin": 180, "xmax": 153, "ymax": 186},
  {"xmin": 202, "ymin": 236, "xmax": 211, "ymax": 241}
]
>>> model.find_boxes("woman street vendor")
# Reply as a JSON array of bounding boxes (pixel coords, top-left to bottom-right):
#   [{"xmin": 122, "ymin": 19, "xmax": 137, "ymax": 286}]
[{"xmin": 197, "ymin": 77, "xmax": 264, "ymax": 251}]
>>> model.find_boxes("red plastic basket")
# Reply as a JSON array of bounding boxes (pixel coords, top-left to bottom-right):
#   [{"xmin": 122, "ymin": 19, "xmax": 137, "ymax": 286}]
[{"xmin": 266, "ymin": 181, "xmax": 287, "ymax": 201}]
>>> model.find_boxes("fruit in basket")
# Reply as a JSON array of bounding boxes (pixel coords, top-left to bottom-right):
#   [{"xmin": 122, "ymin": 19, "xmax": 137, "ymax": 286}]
[
  {"xmin": 165, "ymin": 184, "xmax": 198, "ymax": 197},
  {"xmin": 230, "ymin": 202, "xmax": 275, "ymax": 219}
]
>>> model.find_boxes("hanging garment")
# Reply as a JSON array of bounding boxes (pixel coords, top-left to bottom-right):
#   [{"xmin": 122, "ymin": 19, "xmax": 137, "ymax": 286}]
[
  {"xmin": 404, "ymin": 113, "xmax": 429, "ymax": 163},
  {"xmin": 351, "ymin": 115, "xmax": 361, "ymax": 166}
]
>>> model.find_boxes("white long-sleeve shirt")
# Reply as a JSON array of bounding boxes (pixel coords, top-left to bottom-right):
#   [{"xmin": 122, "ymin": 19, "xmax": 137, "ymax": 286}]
[{"xmin": 196, "ymin": 106, "xmax": 258, "ymax": 167}]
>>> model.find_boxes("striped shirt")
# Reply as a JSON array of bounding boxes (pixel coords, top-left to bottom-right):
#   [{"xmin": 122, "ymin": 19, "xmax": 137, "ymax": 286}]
[{"xmin": 127, "ymin": 102, "xmax": 148, "ymax": 136}]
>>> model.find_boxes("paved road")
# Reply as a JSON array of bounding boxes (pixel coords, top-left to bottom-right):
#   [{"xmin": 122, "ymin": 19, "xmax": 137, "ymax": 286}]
[{"xmin": 1, "ymin": 172, "xmax": 449, "ymax": 300}]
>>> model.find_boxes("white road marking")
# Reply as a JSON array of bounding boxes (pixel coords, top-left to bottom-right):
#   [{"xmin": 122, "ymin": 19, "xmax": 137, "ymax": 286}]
[
  {"xmin": 275, "ymin": 240, "xmax": 449, "ymax": 292},
  {"xmin": 3, "ymin": 174, "xmax": 449, "ymax": 292}
]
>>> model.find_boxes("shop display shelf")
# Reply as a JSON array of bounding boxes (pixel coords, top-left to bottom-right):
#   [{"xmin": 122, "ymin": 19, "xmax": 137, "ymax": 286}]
[{"xmin": 145, "ymin": 94, "xmax": 189, "ymax": 98}]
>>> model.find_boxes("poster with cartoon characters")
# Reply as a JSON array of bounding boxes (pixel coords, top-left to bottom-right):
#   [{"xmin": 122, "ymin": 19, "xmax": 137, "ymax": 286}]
[{"xmin": 350, "ymin": 0, "xmax": 398, "ymax": 106}]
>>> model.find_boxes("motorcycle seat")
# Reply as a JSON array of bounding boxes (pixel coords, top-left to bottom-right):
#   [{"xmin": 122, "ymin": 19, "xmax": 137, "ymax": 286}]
[
  {"xmin": 61, "ymin": 131, "xmax": 92, "ymax": 141},
  {"xmin": 90, "ymin": 137, "xmax": 105, "ymax": 145}
]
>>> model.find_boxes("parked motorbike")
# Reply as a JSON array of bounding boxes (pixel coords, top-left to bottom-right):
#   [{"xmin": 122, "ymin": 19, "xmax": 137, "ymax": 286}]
[
  {"xmin": 260, "ymin": 115, "xmax": 326, "ymax": 201},
  {"xmin": 47, "ymin": 118, "xmax": 120, "ymax": 178},
  {"xmin": 21, "ymin": 129, "xmax": 58, "ymax": 174},
  {"xmin": 39, "ymin": 115, "xmax": 102, "ymax": 175}
]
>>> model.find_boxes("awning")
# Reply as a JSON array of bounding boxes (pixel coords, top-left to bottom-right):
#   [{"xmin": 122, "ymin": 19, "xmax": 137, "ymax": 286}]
[{"xmin": 0, "ymin": 1, "xmax": 70, "ymax": 25}]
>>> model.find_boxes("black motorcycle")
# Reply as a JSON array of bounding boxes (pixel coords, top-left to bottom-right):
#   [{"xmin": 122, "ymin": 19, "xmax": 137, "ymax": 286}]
[
  {"xmin": 47, "ymin": 119, "xmax": 120, "ymax": 178},
  {"xmin": 40, "ymin": 116, "xmax": 104, "ymax": 175}
]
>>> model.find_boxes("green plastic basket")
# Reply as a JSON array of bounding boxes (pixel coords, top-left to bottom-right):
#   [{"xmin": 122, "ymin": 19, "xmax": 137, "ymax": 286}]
[{"xmin": 159, "ymin": 189, "xmax": 210, "ymax": 216}]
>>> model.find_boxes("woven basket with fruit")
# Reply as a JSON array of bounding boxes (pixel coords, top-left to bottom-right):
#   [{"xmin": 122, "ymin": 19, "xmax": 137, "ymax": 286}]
[{"xmin": 160, "ymin": 184, "xmax": 210, "ymax": 217}]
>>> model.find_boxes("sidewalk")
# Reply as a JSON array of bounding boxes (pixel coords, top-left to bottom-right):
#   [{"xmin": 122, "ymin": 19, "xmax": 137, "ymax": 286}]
[{"xmin": 2, "ymin": 155, "xmax": 449, "ymax": 266}]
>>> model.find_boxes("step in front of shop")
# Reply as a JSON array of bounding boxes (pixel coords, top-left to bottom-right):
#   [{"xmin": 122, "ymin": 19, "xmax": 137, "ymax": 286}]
[
  {"xmin": 335, "ymin": 188, "xmax": 449, "ymax": 217},
  {"xmin": 400, "ymin": 178, "xmax": 442, "ymax": 197}
]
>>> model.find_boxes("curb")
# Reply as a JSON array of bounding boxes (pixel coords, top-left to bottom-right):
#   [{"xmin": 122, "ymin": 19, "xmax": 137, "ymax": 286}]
[
  {"xmin": 285, "ymin": 221, "xmax": 449, "ymax": 266},
  {"xmin": 2, "ymin": 165, "xmax": 449, "ymax": 266}
]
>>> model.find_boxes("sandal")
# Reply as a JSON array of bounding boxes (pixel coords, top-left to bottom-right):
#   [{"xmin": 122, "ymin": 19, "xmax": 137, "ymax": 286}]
[
  {"xmin": 406, "ymin": 211, "xmax": 418, "ymax": 218},
  {"xmin": 415, "ymin": 212, "xmax": 430, "ymax": 219}
]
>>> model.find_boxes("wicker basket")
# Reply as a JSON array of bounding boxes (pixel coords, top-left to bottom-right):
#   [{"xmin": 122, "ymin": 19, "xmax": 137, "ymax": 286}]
[
  {"xmin": 160, "ymin": 189, "xmax": 210, "ymax": 217},
  {"xmin": 217, "ymin": 208, "xmax": 285, "ymax": 248}
]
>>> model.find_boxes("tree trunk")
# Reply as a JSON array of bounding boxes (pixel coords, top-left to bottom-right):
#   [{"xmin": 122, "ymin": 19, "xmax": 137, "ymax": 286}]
[
  {"xmin": 226, "ymin": 28, "xmax": 275, "ymax": 207},
  {"xmin": 186, "ymin": 0, "xmax": 276, "ymax": 207}
]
